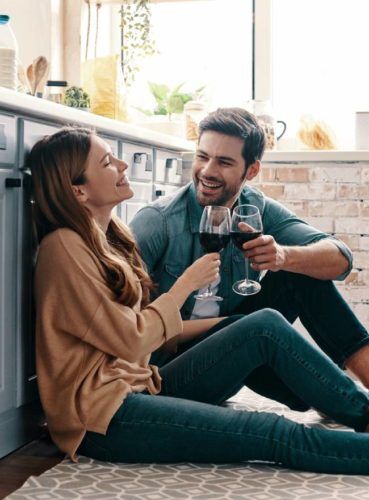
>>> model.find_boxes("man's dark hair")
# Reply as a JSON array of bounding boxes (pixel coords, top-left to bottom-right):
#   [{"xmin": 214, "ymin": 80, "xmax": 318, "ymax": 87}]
[{"xmin": 198, "ymin": 107, "xmax": 266, "ymax": 169}]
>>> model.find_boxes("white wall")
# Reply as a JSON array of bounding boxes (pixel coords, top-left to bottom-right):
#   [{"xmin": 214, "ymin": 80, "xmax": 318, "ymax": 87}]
[{"xmin": 1, "ymin": 0, "xmax": 63, "ymax": 79}]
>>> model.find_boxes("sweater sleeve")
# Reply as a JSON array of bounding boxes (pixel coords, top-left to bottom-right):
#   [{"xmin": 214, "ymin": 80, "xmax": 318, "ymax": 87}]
[{"xmin": 35, "ymin": 229, "xmax": 182, "ymax": 362}]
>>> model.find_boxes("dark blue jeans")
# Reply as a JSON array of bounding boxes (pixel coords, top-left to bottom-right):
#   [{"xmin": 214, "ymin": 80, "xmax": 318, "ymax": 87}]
[{"xmin": 79, "ymin": 310, "xmax": 369, "ymax": 474}]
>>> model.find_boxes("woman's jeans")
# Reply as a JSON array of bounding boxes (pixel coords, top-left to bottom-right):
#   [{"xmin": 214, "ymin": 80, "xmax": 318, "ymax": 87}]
[{"xmin": 79, "ymin": 310, "xmax": 369, "ymax": 474}]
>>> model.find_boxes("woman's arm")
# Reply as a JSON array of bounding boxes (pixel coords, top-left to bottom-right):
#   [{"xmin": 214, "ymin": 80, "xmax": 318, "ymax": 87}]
[{"xmin": 181, "ymin": 318, "xmax": 226, "ymax": 343}]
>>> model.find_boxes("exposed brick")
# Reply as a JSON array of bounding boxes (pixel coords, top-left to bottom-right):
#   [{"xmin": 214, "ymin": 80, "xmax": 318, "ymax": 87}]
[
  {"xmin": 258, "ymin": 184, "xmax": 285, "ymax": 199},
  {"xmin": 276, "ymin": 168, "xmax": 310, "ymax": 183},
  {"xmin": 362, "ymin": 167, "xmax": 369, "ymax": 183},
  {"xmin": 353, "ymin": 251, "xmax": 369, "ymax": 269},
  {"xmin": 343, "ymin": 269, "xmax": 360, "ymax": 285},
  {"xmin": 261, "ymin": 168, "xmax": 276, "ymax": 182},
  {"xmin": 284, "ymin": 183, "xmax": 336, "ymax": 200},
  {"xmin": 335, "ymin": 218, "xmax": 369, "ymax": 235},
  {"xmin": 360, "ymin": 201, "xmax": 369, "ymax": 217},
  {"xmin": 359, "ymin": 236, "xmax": 369, "ymax": 251},
  {"xmin": 283, "ymin": 201, "xmax": 309, "ymax": 217},
  {"xmin": 337, "ymin": 184, "xmax": 369, "ymax": 199},
  {"xmin": 334, "ymin": 233, "xmax": 360, "ymax": 250},
  {"xmin": 359, "ymin": 270, "xmax": 369, "ymax": 285},
  {"xmin": 309, "ymin": 201, "xmax": 359, "ymax": 217},
  {"xmin": 310, "ymin": 166, "xmax": 361, "ymax": 183},
  {"xmin": 304, "ymin": 217, "xmax": 334, "ymax": 233}
]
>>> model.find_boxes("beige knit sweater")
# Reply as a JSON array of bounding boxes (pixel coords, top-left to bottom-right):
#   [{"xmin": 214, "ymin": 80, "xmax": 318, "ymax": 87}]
[{"xmin": 35, "ymin": 228, "xmax": 182, "ymax": 460}]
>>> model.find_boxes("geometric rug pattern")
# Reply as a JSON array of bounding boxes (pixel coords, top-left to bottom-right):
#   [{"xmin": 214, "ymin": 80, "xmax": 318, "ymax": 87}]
[{"xmin": 7, "ymin": 387, "xmax": 369, "ymax": 500}]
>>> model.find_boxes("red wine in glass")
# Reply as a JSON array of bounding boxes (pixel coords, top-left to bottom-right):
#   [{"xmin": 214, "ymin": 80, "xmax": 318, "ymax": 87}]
[
  {"xmin": 230, "ymin": 231, "xmax": 262, "ymax": 250},
  {"xmin": 231, "ymin": 204, "xmax": 263, "ymax": 296},
  {"xmin": 199, "ymin": 233, "xmax": 230, "ymax": 253},
  {"xmin": 195, "ymin": 205, "xmax": 231, "ymax": 301}
]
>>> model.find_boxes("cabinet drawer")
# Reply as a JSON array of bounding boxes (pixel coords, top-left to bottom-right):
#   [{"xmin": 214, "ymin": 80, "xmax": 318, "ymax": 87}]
[
  {"xmin": 155, "ymin": 150, "xmax": 183, "ymax": 185},
  {"xmin": 154, "ymin": 183, "xmax": 180, "ymax": 200},
  {"xmin": 123, "ymin": 142, "xmax": 153, "ymax": 182},
  {"xmin": 120, "ymin": 181, "xmax": 153, "ymax": 223},
  {"xmin": 0, "ymin": 113, "xmax": 17, "ymax": 167}
]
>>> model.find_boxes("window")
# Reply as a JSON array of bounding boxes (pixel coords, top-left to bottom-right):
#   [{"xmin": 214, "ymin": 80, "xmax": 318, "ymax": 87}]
[
  {"xmin": 272, "ymin": 0, "xmax": 369, "ymax": 148},
  {"xmin": 119, "ymin": 0, "xmax": 254, "ymax": 115}
]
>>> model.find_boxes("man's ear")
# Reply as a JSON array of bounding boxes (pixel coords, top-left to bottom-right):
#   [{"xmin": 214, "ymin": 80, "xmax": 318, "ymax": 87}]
[
  {"xmin": 245, "ymin": 160, "xmax": 261, "ymax": 181},
  {"xmin": 72, "ymin": 184, "xmax": 88, "ymax": 204}
]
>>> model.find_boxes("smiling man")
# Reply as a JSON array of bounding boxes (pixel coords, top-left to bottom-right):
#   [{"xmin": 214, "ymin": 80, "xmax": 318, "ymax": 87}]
[{"xmin": 130, "ymin": 107, "xmax": 369, "ymax": 392}]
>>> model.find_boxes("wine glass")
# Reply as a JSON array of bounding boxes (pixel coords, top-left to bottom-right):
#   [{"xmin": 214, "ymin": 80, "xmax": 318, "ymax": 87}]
[
  {"xmin": 231, "ymin": 204, "xmax": 263, "ymax": 296},
  {"xmin": 194, "ymin": 205, "xmax": 231, "ymax": 301}
]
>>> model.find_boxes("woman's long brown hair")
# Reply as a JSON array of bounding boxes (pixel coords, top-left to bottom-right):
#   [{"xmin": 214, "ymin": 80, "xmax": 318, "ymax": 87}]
[{"xmin": 28, "ymin": 127, "xmax": 153, "ymax": 307}]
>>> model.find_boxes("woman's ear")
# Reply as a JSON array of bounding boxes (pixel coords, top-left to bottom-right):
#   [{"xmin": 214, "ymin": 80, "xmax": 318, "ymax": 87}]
[
  {"xmin": 72, "ymin": 184, "xmax": 88, "ymax": 204},
  {"xmin": 245, "ymin": 160, "xmax": 261, "ymax": 181}
]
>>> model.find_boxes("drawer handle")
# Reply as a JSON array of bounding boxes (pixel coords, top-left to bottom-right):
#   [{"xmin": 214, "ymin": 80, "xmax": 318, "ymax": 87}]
[
  {"xmin": 5, "ymin": 178, "xmax": 22, "ymax": 188},
  {"xmin": 155, "ymin": 189, "xmax": 165, "ymax": 196}
]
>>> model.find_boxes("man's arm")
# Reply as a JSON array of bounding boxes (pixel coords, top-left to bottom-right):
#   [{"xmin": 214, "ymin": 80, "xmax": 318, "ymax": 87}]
[
  {"xmin": 244, "ymin": 196, "xmax": 352, "ymax": 281},
  {"xmin": 245, "ymin": 235, "xmax": 349, "ymax": 280},
  {"xmin": 129, "ymin": 206, "xmax": 167, "ymax": 274}
]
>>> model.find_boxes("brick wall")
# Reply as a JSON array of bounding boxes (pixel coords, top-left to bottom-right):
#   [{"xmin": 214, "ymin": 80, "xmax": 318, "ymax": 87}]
[{"xmin": 252, "ymin": 161, "xmax": 369, "ymax": 328}]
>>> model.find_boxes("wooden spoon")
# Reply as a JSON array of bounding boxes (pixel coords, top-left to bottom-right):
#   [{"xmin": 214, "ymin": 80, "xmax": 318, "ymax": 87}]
[
  {"xmin": 26, "ymin": 64, "xmax": 34, "ymax": 95},
  {"xmin": 32, "ymin": 56, "xmax": 48, "ymax": 96}
]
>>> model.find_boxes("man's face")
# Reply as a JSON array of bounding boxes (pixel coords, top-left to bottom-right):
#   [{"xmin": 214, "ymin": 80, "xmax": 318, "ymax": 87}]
[{"xmin": 192, "ymin": 131, "xmax": 248, "ymax": 208}]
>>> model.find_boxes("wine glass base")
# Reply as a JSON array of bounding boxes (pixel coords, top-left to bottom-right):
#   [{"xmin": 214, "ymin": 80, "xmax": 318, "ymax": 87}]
[
  {"xmin": 194, "ymin": 293, "xmax": 223, "ymax": 302},
  {"xmin": 232, "ymin": 279, "xmax": 261, "ymax": 296}
]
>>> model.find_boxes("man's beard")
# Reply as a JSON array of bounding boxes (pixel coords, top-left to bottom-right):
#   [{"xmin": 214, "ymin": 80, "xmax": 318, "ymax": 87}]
[{"xmin": 193, "ymin": 176, "xmax": 246, "ymax": 207}]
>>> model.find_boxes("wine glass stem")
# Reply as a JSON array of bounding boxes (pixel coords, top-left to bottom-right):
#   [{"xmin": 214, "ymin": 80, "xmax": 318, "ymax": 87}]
[
  {"xmin": 206, "ymin": 284, "xmax": 212, "ymax": 295},
  {"xmin": 244, "ymin": 258, "xmax": 249, "ymax": 284}
]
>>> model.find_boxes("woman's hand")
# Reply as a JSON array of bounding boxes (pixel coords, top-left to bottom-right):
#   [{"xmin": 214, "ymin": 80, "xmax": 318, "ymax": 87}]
[
  {"xmin": 167, "ymin": 253, "xmax": 220, "ymax": 310},
  {"xmin": 181, "ymin": 253, "xmax": 220, "ymax": 291}
]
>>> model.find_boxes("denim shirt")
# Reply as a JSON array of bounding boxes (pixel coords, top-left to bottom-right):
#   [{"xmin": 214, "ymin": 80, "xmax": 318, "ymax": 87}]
[{"xmin": 130, "ymin": 183, "xmax": 352, "ymax": 320}]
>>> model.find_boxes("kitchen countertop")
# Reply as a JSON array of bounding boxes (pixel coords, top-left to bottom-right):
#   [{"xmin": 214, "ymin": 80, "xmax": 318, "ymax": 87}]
[
  {"xmin": 0, "ymin": 88, "xmax": 194, "ymax": 152},
  {"xmin": 1, "ymin": 88, "xmax": 369, "ymax": 160}
]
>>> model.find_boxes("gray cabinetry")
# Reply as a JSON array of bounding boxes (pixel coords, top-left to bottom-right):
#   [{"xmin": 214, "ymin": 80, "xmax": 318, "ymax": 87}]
[{"xmin": 0, "ymin": 108, "xmax": 187, "ymax": 458}]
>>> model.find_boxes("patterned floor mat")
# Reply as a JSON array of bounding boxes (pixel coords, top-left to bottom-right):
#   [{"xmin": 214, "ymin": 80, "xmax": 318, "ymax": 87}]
[{"xmin": 7, "ymin": 388, "xmax": 369, "ymax": 500}]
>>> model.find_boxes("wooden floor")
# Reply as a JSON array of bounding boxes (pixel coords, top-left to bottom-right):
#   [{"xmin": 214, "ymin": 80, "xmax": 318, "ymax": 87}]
[{"xmin": 0, "ymin": 437, "xmax": 64, "ymax": 499}]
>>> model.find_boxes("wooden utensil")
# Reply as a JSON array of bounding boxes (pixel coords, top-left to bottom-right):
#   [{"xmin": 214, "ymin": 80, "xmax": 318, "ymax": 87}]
[
  {"xmin": 35, "ymin": 59, "xmax": 50, "ymax": 97},
  {"xmin": 17, "ymin": 64, "xmax": 30, "ymax": 93},
  {"xmin": 26, "ymin": 64, "xmax": 34, "ymax": 95},
  {"xmin": 32, "ymin": 56, "xmax": 48, "ymax": 96}
]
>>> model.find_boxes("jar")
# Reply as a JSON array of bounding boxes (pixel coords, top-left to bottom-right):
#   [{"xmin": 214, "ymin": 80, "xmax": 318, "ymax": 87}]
[
  {"xmin": 184, "ymin": 100, "xmax": 206, "ymax": 141},
  {"xmin": 0, "ymin": 14, "xmax": 18, "ymax": 90},
  {"xmin": 46, "ymin": 80, "xmax": 68, "ymax": 104},
  {"xmin": 250, "ymin": 100, "xmax": 287, "ymax": 150}
]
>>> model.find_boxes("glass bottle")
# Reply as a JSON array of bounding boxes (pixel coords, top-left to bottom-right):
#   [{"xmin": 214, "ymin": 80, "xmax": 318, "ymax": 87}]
[{"xmin": 0, "ymin": 14, "xmax": 18, "ymax": 90}]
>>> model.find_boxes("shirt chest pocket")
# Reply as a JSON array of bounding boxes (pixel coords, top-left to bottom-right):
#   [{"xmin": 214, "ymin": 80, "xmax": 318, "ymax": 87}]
[{"xmin": 164, "ymin": 263, "xmax": 186, "ymax": 279}]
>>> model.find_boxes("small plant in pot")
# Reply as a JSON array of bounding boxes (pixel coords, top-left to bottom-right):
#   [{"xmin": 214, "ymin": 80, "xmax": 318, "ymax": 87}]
[{"xmin": 64, "ymin": 86, "xmax": 91, "ymax": 111}]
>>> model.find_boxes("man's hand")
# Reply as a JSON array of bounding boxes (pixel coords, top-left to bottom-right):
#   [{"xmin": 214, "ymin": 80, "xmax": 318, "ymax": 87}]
[{"xmin": 242, "ymin": 234, "xmax": 287, "ymax": 272}]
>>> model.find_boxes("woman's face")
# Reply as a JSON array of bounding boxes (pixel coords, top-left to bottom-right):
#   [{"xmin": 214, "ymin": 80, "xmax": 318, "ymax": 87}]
[{"xmin": 79, "ymin": 135, "xmax": 133, "ymax": 217}]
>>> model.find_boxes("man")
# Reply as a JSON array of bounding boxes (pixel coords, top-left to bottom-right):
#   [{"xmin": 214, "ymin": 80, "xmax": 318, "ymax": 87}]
[{"xmin": 130, "ymin": 107, "xmax": 369, "ymax": 390}]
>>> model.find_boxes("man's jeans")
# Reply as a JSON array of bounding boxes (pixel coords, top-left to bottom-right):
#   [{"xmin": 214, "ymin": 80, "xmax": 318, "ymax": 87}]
[
  {"xmin": 79, "ymin": 311, "xmax": 369, "ymax": 474},
  {"xmin": 234, "ymin": 271, "xmax": 369, "ymax": 366}
]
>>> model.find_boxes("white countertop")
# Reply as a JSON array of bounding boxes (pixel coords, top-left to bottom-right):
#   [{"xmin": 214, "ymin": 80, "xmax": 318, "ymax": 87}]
[
  {"xmin": 2, "ymin": 87, "xmax": 369, "ymax": 161},
  {"xmin": 0, "ymin": 88, "xmax": 195, "ymax": 152}
]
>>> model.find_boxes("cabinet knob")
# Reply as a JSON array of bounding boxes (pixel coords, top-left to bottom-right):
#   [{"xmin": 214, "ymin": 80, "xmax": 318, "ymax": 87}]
[
  {"xmin": 5, "ymin": 178, "xmax": 22, "ymax": 188},
  {"xmin": 155, "ymin": 189, "xmax": 166, "ymax": 196}
]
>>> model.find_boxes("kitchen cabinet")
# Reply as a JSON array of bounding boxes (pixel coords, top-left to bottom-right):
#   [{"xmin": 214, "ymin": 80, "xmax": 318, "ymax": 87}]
[{"xmin": 0, "ymin": 90, "xmax": 192, "ymax": 458}]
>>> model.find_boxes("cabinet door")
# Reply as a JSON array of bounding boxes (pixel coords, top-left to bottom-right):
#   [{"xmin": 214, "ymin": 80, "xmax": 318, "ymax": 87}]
[
  {"xmin": 123, "ymin": 142, "xmax": 154, "ymax": 182},
  {"xmin": 155, "ymin": 149, "xmax": 183, "ymax": 186},
  {"xmin": 0, "ymin": 113, "xmax": 18, "ymax": 416}
]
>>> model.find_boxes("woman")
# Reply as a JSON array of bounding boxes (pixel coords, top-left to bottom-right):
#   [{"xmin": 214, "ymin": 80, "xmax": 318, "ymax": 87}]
[{"xmin": 30, "ymin": 127, "xmax": 369, "ymax": 475}]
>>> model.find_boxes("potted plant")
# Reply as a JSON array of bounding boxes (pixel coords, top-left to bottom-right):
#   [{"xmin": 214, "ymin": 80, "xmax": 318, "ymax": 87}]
[
  {"xmin": 148, "ymin": 82, "xmax": 205, "ymax": 119},
  {"xmin": 64, "ymin": 86, "xmax": 91, "ymax": 111}
]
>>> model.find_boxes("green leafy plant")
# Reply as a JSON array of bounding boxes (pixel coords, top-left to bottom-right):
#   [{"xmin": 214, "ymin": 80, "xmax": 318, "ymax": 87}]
[
  {"xmin": 146, "ymin": 82, "xmax": 205, "ymax": 118},
  {"xmin": 120, "ymin": 0, "xmax": 156, "ymax": 87},
  {"xmin": 64, "ymin": 86, "xmax": 91, "ymax": 109}
]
